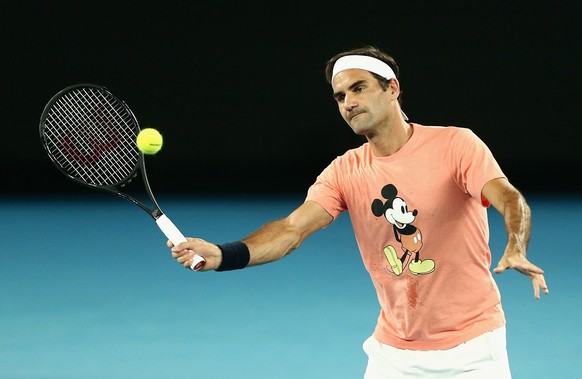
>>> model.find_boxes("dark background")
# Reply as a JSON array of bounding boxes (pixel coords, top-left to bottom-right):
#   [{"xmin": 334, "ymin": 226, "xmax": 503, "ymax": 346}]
[{"xmin": 3, "ymin": 1, "xmax": 581, "ymax": 196}]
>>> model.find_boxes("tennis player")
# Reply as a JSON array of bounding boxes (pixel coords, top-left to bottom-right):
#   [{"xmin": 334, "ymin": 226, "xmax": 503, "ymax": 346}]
[{"xmin": 170, "ymin": 45, "xmax": 549, "ymax": 378}]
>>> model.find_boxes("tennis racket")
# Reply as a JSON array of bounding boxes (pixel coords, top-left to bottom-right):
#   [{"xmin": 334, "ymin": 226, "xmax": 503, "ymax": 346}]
[{"xmin": 39, "ymin": 83, "xmax": 205, "ymax": 271}]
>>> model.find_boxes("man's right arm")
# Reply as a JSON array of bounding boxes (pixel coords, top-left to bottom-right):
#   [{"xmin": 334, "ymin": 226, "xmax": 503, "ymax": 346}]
[
  {"xmin": 169, "ymin": 200, "xmax": 333, "ymax": 271},
  {"xmin": 243, "ymin": 200, "xmax": 334, "ymax": 266}
]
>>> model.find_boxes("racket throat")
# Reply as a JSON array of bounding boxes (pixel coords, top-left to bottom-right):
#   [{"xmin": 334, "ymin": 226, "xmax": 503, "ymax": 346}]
[{"xmin": 151, "ymin": 208, "xmax": 164, "ymax": 219}]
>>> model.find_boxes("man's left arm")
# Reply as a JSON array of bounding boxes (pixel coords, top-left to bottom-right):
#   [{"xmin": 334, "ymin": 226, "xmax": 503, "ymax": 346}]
[{"xmin": 482, "ymin": 177, "xmax": 550, "ymax": 299}]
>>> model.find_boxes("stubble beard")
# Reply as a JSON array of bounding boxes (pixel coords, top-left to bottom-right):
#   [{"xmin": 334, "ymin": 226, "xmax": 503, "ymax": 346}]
[{"xmin": 349, "ymin": 113, "xmax": 373, "ymax": 136}]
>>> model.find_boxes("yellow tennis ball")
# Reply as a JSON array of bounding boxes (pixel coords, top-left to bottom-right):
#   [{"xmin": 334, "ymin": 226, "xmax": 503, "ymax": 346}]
[{"xmin": 136, "ymin": 128, "xmax": 163, "ymax": 155}]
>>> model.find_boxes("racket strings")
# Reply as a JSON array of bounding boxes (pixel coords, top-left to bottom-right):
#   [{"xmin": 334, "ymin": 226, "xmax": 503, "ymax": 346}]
[
  {"xmin": 42, "ymin": 87, "xmax": 140, "ymax": 186},
  {"xmin": 45, "ymin": 94, "xmax": 131, "ymax": 185},
  {"xmin": 69, "ymin": 88, "xmax": 137, "ymax": 180}
]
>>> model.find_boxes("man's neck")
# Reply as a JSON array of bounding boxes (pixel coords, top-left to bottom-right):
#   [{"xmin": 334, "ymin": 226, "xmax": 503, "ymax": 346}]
[{"xmin": 368, "ymin": 120, "xmax": 413, "ymax": 157}]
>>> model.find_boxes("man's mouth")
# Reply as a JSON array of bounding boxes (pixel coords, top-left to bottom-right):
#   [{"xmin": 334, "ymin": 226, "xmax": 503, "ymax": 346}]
[{"xmin": 350, "ymin": 111, "xmax": 364, "ymax": 122}]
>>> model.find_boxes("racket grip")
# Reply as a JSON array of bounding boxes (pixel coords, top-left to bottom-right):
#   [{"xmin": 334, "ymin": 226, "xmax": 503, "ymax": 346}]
[{"xmin": 156, "ymin": 214, "xmax": 206, "ymax": 271}]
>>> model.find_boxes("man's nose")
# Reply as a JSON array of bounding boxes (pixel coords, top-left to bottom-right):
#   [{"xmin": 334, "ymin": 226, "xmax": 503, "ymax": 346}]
[{"xmin": 343, "ymin": 95, "xmax": 357, "ymax": 112}]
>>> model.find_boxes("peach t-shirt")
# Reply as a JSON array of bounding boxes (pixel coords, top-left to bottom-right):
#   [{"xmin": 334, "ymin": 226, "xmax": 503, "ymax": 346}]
[{"xmin": 306, "ymin": 124, "xmax": 507, "ymax": 350}]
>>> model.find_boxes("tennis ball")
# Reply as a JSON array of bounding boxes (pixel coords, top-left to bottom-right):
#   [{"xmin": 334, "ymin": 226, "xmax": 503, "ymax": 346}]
[{"xmin": 136, "ymin": 128, "xmax": 163, "ymax": 155}]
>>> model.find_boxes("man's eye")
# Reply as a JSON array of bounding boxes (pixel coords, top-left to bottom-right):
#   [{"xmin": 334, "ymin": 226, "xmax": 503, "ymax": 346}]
[{"xmin": 355, "ymin": 86, "xmax": 365, "ymax": 93}]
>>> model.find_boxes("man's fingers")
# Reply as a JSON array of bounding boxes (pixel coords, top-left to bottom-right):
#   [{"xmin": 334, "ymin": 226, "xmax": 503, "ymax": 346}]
[
  {"xmin": 527, "ymin": 264, "xmax": 545, "ymax": 275},
  {"xmin": 495, "ymin": 256, "xmax": 549, "ymax": 299},
  {"xmin": 497, "ymin": 261, "xmax": 544, "ymax": 276},
  {"xmin": 532, "ymin": 274, "xmax": 549, "ymax": 300}
]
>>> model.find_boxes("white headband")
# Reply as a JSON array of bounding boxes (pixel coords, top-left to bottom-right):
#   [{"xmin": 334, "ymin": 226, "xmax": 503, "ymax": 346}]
[
  {"xmin": 331, "ymin": 55, "xmax": 396, "ymax": 82},
  {"xmin": 331, "ymin": 54, "xmax": 408, "ymax": 121}
]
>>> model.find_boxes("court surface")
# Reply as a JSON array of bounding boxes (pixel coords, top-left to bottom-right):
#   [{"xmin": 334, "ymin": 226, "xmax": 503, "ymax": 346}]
[{"xmin": 0, "ymin": 194, "xmax": 578, "ymax": 378}]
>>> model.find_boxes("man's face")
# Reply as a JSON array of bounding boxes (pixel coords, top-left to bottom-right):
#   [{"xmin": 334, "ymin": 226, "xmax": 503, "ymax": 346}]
[{"xmin": 331, "ymin": 69, "xmax": 394, "ymax": 136}]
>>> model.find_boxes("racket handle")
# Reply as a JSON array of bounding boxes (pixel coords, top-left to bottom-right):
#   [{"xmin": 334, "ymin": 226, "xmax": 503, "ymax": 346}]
[{"xmin": 156, "ymin": 214, "xmax": 206, "ymax": 271}]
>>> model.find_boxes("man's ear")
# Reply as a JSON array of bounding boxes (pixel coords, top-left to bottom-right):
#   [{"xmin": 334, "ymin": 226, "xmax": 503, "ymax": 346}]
[{"xmin": 389, "ymin": 78, "xmax": 401, "ymax": 98}]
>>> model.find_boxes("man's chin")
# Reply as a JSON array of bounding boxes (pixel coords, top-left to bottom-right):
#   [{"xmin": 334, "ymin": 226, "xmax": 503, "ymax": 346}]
[{"xmin": 350, "ymin": 126, "xmax": 368, "ymax": 137}]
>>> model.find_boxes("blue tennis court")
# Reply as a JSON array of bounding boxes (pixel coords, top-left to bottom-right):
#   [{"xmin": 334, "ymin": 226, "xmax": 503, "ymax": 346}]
[{"xmin": 0, "ymin": 194, "xmax": 578, "ymax": 378}]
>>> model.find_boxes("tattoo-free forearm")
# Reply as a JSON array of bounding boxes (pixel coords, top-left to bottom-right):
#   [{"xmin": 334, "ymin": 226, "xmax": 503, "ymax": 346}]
[
  {"xmin": 240, "ymin": 201, "xmax": 333, "ymax": 266},
  {"xmin": 242, "ymin": 218, "xmax": 304, "ymax": 266},
  {"xmin": 501, "ymin": 189, "xmax": 532, "ymax": 255}
]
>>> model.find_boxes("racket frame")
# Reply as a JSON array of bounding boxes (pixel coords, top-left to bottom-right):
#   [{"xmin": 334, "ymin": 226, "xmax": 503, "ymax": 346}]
[{"xmin": 39, "ymin": 83, "xmax": 205, "ymax": 270}]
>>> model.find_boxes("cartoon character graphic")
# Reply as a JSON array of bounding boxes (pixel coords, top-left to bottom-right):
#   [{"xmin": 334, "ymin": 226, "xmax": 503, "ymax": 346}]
[{"xmin": 371, "ymin": 184, "xmax": 435, "ymax": 276}]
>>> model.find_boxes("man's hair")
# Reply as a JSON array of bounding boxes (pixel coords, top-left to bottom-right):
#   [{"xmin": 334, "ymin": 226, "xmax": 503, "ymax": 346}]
[{"xmin": 325, "ymin": 45, "xmax": 402, "ymax": 104}]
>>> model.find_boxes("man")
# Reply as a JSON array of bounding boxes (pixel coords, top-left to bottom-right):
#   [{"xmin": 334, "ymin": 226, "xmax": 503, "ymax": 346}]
[{"xmin": 169, "ymin": 45, "xmax": 549, "ymax": 378}]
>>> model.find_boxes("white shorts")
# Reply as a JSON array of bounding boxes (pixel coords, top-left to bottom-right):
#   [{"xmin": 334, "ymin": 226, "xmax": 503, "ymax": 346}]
[{"xmin": 362, "ymin": 327, "xmax": 511, "ymax": 379}]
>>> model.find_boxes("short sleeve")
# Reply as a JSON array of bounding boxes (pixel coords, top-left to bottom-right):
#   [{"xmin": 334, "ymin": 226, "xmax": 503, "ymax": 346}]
[
  {"xmin": 447, "ymin": 128, "xmax": 506, "ymax": 207},
  {"xmin": 305, "ymin": 159, "xmax": 347, "ymax": 220}
]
